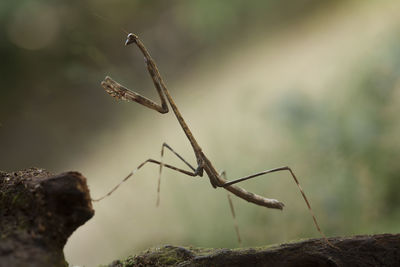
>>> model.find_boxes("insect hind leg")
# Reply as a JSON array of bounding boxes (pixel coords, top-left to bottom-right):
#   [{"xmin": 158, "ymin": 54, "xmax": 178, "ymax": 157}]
[
  {"xmin": 219, "ymin": 170, "xmax": 242, "ymax": 244},
  {"xmin": 221, "ymin": 166, "xmax": 335, "ymax": 247}
]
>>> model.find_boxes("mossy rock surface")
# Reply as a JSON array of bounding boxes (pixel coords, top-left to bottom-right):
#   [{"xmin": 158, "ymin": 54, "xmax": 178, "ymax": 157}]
[
  {"xmin": 2, "ymin": 169, "xmax": 399, "ymax": 267},
  {"xmin": 0, "ymin": 168, "xmax": 94, "ymax": 267},
  {"xmin": 109, "ymin": 234, "xmax": 400, "ymax": 267}
]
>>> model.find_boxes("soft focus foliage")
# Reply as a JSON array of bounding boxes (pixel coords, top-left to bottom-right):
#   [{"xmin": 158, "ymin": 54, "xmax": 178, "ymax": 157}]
[
  {"xmin": 0, "ymin": 0, "xmax": 330, "ymax": 169},
  {"xmin": 272, "ymin": 37, "xmax": 400, "ymax": 231}
]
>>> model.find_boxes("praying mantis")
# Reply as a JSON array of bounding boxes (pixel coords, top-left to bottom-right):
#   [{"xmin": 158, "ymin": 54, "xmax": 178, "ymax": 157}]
[{"xmin": 94, "ymin": 33, "xmax": 330, "ymax": 245}]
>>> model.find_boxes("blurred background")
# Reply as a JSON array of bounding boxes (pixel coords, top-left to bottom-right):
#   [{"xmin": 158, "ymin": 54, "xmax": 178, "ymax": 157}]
[{"xmin": 1, "ymin": 0, "xmax": 400, "ymax": 266}]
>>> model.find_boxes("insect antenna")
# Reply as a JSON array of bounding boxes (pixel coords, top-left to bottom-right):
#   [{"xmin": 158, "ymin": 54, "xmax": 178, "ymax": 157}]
[{"xmin": 92, "ymin": 12, "xmax": 129, "ymax": 35}]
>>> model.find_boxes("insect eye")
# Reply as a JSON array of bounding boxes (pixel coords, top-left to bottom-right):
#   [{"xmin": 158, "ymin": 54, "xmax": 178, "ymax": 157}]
[{"xmin": 125, "ymin": 33, "xmax": 138, "ymax": 45}]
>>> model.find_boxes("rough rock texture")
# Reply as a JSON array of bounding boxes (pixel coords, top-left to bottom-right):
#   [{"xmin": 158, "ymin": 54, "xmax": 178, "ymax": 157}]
[
  {"xmin": 1, "ymin": 168, "xmax": 399, "ymax": 267},
  {"xmin": 0, "ymin": 168, "xmax": 94, "ymax": 267},
  {"xmin": 110, "ymin": 234, "xmax": 400, "ymax": 267}
]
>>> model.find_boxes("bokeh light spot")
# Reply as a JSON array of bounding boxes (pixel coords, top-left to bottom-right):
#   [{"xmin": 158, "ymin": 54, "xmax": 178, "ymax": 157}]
[{"xmin": 7, "ymin": 3, "xmax": 60, "ymax": 50}]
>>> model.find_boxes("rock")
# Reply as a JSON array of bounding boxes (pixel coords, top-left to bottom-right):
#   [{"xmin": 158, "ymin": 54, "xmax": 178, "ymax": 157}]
[{"xmin": 0, "ymin": 168, "xmax": 94, "ymax": 267}]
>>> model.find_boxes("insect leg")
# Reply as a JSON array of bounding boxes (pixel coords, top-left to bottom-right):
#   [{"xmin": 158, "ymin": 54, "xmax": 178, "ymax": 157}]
[
  {"xmin": 221, "ymin": 166, "xmax": 332, "ymax": 246},
  {"xmin": 92, "ymin": 159, "xmax": 197, "ymax": 202},
  {"xmin": 157, "ymin": 142, "xmax": 197, "ymax": 206},
  {"xmin": 219, "ymin": 170, "xmax": 242, "ymax": 244}
]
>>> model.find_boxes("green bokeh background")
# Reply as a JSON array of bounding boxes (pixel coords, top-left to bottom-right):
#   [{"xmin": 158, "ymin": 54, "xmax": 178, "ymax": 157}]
[{"xmin": 1, "ymin": 1, "xmax": 399, "ymax": 266}]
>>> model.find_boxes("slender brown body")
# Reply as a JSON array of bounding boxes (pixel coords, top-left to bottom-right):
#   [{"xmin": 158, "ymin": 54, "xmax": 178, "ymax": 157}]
[{"xmin": 97, "ymin": 33, "xmax": 331, "ymax": 245}]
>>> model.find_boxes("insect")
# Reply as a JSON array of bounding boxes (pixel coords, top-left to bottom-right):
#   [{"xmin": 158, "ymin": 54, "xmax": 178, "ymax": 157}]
[{"xmin": 94, "ymin": 33, "xmax": 330, "ymax": 245}]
